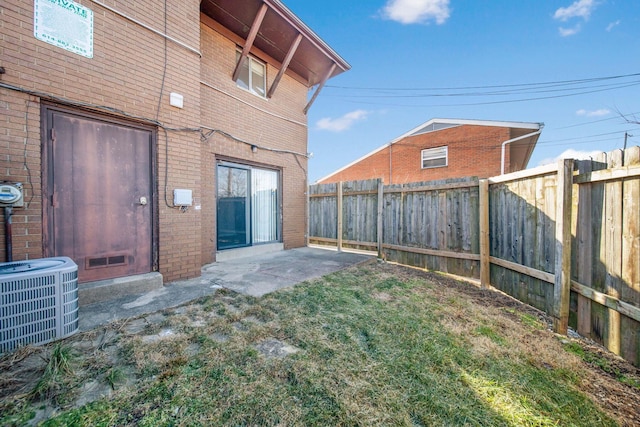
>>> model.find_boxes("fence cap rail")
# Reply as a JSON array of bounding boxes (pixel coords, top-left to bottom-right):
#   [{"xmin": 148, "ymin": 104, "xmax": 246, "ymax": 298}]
[
  {"xmin": 488, "ymin": 163, "xmax": 558, "ymax": 184},
  {"xmin": 384, "ymin": 181, "xmax": 478, "ymax": 193},
  {"xmin": 574, "ymin": 164, "xmax": 640, "ymax": 184}
]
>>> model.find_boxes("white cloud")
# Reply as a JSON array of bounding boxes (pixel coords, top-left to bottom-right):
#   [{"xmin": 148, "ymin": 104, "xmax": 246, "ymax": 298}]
[
  {"xmin": 553, "ymin": 0, "xmax": 597, "ymax": 22},
  {"xmin": 316, "ymin": 110, "xmax": 369, "ymax": 132},
  {"xmin": 538, "ymin": 149, "xmax": 603, "ymax": 166},
  {"xmin": 381, "ymin": 0, "xmax": 451, "ymax": 25},
  {"xmin": 606, "ymin": 20, "xmax": 620, "ymax": 31},
  {"xmin": 559, "ymin": 25, "xmax": 581, "ymax": 36},
  {"xmin": 576, "ymin": 108, "xmax": 611, "ymax": 117}
]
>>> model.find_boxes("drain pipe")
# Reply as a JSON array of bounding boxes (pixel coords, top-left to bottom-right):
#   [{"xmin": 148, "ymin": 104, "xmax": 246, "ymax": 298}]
[
  {"xmin": 388, "ymin": 142, "xmax": 393, "ymax": 184},
  {"xmin": 501, "ymin": 124, "xmax": 544, "ymax": 175},
  {"xmin": 4, "ymin": 206, "xmax": 13, "ymax": 262}
]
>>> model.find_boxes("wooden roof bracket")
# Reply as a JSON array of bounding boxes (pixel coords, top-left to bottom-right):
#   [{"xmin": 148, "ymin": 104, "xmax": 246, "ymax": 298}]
[
  {"xmin": 304, "ymin": 62, "xmax": 336, "ymax": 114},
  {"xmin": 267, "ymin": 33, "xmax": 303, "ymax": 98},
  {"xmin": 232, "ymin": 3, "xmax": 268, "ymax": 82}
]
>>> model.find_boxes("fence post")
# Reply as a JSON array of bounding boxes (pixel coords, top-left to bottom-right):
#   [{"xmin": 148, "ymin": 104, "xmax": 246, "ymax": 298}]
[
  {"xmin": 553, "ymin": 159, "xmax": 574, "ymax": 334},
  {"xmin": 337, "ymin": 181, "xmax": 343, "ymax": 252},
  {"xmin": 479, "ymin": 179, "xmax": 490, "ymax": 288},
  {"xmin": 377, "ymin": 179, "xmax": 384, "ymax": 258}
]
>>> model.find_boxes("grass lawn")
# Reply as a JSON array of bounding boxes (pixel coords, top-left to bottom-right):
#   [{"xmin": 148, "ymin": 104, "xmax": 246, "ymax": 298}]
[{"xmin": 1, "ymin": 262, "xmax": 638, "ymax": 426}]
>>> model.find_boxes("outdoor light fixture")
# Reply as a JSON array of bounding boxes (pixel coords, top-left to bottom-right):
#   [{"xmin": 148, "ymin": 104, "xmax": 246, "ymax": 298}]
[{"xmin": 251, "ymin": 145, "xmax": 258, "ymax": 153}]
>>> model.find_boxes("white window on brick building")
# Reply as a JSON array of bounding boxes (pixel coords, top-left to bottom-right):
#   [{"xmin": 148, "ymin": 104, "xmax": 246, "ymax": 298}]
[
  {"xmin": 236, "ymin": 51, "xmax": 266, "ymax": 97},
  {"xmin": 421, "ymin": 146, "xmax": 448, "ymax": 169}
]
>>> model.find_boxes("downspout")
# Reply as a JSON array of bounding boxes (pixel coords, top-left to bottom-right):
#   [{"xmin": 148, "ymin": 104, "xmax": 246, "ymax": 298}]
[
  {"xmin": 388, "ymin": 142, "xmax": 393, "ymax": 184},
  {"xmin": 500, "ymin": 124, "xmax": 544, "ymax": 175}
]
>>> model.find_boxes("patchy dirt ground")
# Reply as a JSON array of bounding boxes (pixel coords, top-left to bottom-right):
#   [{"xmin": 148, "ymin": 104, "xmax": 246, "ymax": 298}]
[{"xmin": 1, "ymin": 262, "xmax": 639, "ymax": 426}]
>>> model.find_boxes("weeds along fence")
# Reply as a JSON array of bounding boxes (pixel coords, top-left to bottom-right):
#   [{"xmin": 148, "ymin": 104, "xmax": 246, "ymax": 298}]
[{"xmin": 308, "ymin": 146, "xmax": 640, "ymax": 367}]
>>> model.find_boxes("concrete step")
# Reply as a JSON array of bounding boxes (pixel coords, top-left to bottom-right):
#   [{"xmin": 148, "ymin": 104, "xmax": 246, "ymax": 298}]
[{"xmin": 78, "ymin": 272, "xmax": 163, "ymax": 305}]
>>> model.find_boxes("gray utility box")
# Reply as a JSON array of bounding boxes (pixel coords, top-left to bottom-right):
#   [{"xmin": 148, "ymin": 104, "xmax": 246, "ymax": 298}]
[{"xmin": 0, "ymin": 257, "xmax": 79, "ymax": 353}]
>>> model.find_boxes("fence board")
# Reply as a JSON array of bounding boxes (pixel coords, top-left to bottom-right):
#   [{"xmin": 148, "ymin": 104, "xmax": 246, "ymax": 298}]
[
  {"xmin": 521, "ymin": 173, "xmax": 537, "ymax": 304},
  {"xmin": 574, "ymin": 158, "xmax": 593, "ymax": 336},
  {"xmin": 535, "ymin": 175, "xmax": 546, "ymax": 286},
  {"xmin": 590, "ymin": 152, "xmax": 609, "ymax": 345},
  {"xmin": 480, "ymin": 180, "xmax": 490, "ymax": 288},
  {"xmin": 604, "ymin": 150, "xmax": 624, "ymax": 354},
  {"xmin": 513, "ymin": 180, "xmax": 524, "ymax": 300},
  {"xmin": 553, "ymin": 159, "xmax": 574, "ymax": 333},
  {"xmin": 621, "ymin": 147, "xmax": 640, "ymax": 365},
  {"xmin": 438, "ymin": 190, "xmax": 448, "ymax": 273},
  {"xmin": 462, "ymin": 188, "xmax": 479, "ymax": 277},
  {"xmin": 543, "ymin": 175, "xmax": 557, "ymax": 315},
  {"xmin": 490, "ymin": 183, "xmax": 508, "ymax": 301},
  {"xmin": 337, "ymin": 183, "xmax": 343, "ymax": 250}
]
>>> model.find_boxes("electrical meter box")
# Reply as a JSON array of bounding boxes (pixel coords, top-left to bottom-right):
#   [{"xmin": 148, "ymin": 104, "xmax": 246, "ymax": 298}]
[
  {"xmin": 0, "ymin": 183, "xmax": 23, "ymax": 207},
  {"xmin": 173, "ymin": 189, "xmax": 192, "ymax": 206}
]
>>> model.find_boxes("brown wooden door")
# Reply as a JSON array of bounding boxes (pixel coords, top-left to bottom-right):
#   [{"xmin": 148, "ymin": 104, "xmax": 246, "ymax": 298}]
[{"xmin": 45, "ymin": 109, "xmax": 154, "ymax": 283}]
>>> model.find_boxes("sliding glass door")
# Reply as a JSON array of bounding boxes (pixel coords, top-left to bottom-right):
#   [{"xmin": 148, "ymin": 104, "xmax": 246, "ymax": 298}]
[{"xmin": 217, "ymin": 163, "xmax": 279, "ymax": 250}]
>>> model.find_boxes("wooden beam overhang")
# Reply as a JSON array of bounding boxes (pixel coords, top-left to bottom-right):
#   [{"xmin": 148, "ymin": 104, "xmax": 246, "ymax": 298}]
[
  {"xmin": 304, "ymin": 62, "xmax": 336, "ymax": 114},
  {"xmin": 232, "ymin": 2, "xmax": 268, "ymax": 82},
  {"xmin": 202, "ymin": 0, "xmax": 350, "ymax": 110},
  {"xmin": 267, "ymin": 33, "xmax": 302, "ymax": 99}
]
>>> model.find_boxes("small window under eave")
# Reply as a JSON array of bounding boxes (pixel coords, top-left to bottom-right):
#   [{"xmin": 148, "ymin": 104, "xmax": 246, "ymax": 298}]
[{"xmin": 236, "ymin": 51, "xmax": 267, "ymax": 98}]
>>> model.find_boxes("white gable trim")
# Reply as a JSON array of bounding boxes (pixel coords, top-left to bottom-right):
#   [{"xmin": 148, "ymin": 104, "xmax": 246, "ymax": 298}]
[{"xmin": 403, "ymin": 118, "xmax": 541, "ymax": 139}]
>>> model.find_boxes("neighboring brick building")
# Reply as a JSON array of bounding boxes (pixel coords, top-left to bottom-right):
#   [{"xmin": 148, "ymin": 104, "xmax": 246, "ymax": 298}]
[
  {"xmin": 0, "ymin": 0, "xmax": 349, "ymax": 290},
  {"xmin": 317, "ymin": 119, "xmax": 543, "ymax": 185}
]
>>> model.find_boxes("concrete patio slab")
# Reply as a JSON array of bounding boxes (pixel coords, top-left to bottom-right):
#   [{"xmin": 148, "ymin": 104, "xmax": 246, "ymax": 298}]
[{"xmin": 78, "ymin": 247, "xmax": 373, "ymax": 332}]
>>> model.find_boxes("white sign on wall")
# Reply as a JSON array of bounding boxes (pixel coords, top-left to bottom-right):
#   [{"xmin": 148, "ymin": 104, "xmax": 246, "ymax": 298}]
[{"xmin": 34, "ymin": 0, "xmax": 94, "ymax": 58}]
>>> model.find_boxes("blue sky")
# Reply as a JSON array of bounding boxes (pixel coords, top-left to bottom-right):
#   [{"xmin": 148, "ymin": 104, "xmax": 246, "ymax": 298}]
[{"xmin": 282, "ymin": 0, "xmax": 640, "ymax": 182}]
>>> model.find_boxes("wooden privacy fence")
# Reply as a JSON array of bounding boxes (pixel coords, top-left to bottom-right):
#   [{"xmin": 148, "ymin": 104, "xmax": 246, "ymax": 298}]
[
  {"xmin": 308, "ymin": 146, "xmax": 640, "ymax": 366},
  {"xmin": 309, "ymin": 177, "xmax": 480, "ymax": 277}
]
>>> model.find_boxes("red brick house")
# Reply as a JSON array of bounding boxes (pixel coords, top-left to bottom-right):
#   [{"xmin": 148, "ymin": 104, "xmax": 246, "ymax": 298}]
[
  {"xmin": 0, "ymin": 0, "xmax": 349, "ymax": 293},
  {"xmin": 317, "ymin": 118, "xmax": 543, "ymax": 184}
]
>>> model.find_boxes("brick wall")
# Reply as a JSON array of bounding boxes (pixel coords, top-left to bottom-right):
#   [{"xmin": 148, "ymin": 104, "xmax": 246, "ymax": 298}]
[
  {"xmin": 199, "ymin": 19, "xmax": 309, "ymax": 264},
  {"xmin": 0, "ymin": 90, "xmax": 43, "ymax": 262},
  {"xmin": 1, "ymin": 0, "xmax": 202, "ymax": 282},
  {"xmin": 319, "ymin": 125, "xmax": 513, "ymax": 184},
  {"xmin": 1, "ymin": 1, "xmax": 319, "ymax": 281}
]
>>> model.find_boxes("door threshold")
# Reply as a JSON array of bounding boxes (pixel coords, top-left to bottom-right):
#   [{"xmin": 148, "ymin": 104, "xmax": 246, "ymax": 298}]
[{"xmin": 216, "ymin": 243, "xmax": 284, "ymax": 262}]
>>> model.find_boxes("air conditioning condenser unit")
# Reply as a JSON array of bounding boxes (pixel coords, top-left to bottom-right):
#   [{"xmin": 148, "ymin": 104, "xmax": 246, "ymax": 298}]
[{"xmin": 1, "ymin": 257, "xmax": 79, "ymax": 353}]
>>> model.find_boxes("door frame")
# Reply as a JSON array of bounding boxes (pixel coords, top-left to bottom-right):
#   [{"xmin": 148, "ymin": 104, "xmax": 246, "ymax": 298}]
[
  {"xmin": 41, "ymin": 102, "xmax": 159, "ymax": 274},
  {"xmin": 215, "ymin": 158, "xmax": 283, "ymax": 251}
]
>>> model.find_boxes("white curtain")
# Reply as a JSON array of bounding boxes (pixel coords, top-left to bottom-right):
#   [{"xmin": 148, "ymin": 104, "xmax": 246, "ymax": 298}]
[{"xmin": 251, "ymin": 169, "xmax": 278, "ymax": 243}]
